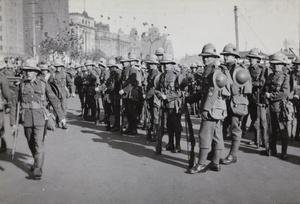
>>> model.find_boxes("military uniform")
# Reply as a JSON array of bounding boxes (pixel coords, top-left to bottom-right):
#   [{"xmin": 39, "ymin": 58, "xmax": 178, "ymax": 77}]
[
  {"xmin": 220, "ymin": 44, "xmax": 252, "ymax": 165},
  {"xmin": 10, "ymin": 60, "xmax": 65, "ymax": 179},
  {"xmin": 0, "ymin": 73, "xmax": 12, "ymax": 152},
  {"xmin": 264, "ymin": 52, "xmax": 290, "ymax": 159},
  {"xmin": 155, "ymin": 55, "xmax": 185, "ymax": 152},
  {"xmin": 291, "ymin": 60, "xmax": 300, "ymax": 141}
]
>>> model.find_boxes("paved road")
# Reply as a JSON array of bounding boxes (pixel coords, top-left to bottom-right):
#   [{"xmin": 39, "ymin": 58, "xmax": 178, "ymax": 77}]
[{"xmin": 0, "ymin": 96, "xmax": 300, "ymax": 204}]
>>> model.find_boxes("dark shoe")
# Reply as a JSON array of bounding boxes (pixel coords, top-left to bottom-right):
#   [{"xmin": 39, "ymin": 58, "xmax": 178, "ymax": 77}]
[
  {"xmin": 271, "ymin": 151, "xmax": 277, "ymax": 157},
  {"xmin": 281, "ymin": 154, "xmax": 288, "ymax": 160},
  {"xmin": 33, "ymin": 168, "xmax": 43, "ymax": 180},
  {"xmin": 62, "ymin": 124, "xmax": 68, "ymax": 130},
  {"xmin": 123, "ymin": 129, "xmax": 130, "ymax": 134},
  {"xmin": 171, "ymin": 146, "xmax": 181, "ymax": 153},
  {"xmin": 166, "ymin": 144, "xmax": 175, "ymax": 151},
  {"xmin": 150, "ymin": 136, "xmax": 157, "ymax": 142},
  {"xmin": 111, "ymin": 126, "xmax": 120, "ymax": 132},
  {"xmin": 187, "ymin": 164, "xmax": 207, "ymax": 174},
  {"xmin": 220, "ymin": 155, "xmax": 237, "ymax": 165},
  {"xmin": 295, "ymin": 136, "xmax": 300, "ymax": 141},
  {"xmin": 78, "ymin": 113, "xmax": 82, "ymax": 117},
  {"xmin": 106, "ymin": 126, "xmax": 111, "ymax": 131},
  {"xmin": 0, "ymin": 147, "xmax": 7, "ymax": 153},
  {"xmin": 127, "ymin": 130, "xmax": 137, "ymax": 135},
  {"xmin": 207, "ymin": 162, "xmax": 221, "ymax": 172}
]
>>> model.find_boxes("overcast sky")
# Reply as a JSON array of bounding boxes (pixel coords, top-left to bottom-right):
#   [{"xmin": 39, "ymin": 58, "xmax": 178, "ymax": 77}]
[{"xmin": 69, "ymin": 0, "xmax": 299, "ymax": 59}]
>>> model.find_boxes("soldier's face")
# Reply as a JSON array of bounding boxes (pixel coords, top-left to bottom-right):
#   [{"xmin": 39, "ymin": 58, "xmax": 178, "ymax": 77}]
[
  {"xmin": 249, "ymin": 57, "xmax": 259, "ymax": 65},
  {"xmin": 26, "ymin": 70, "xmax": 38, "ymax": 81},
  {"xmin": 223, "ymin": 54, "xmax": 235, "ymax": 64},
  {"xmin": 202, "ymin": 57, "xmax": 215, "ymax": 66},
  {"xmin": 272, "ymin": 64, "xmax": 284, "ymax": 72},
  {"xmin": 149, "ymin": 64, "xmax": 157, "ymax": 70},
  {"xmin": 164, "ymin": 64, "xmax": 173, "ymax": 71}
]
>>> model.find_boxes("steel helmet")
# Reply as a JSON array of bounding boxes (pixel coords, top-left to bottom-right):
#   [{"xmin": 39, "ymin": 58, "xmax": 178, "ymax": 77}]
[
  {"xmin": 292, "ymin": 56, "xmax": 300, "ymax": 64},
  {"xmin": 22, "ymin": 59, "xmax": 41, "ymax": 72},
  {"xmin": 85, "ymin": 60, "xmax": 96, "ymax": 66},
  {"xmin": 199, "ymin": 43, "xmax": 220, "ymax": 58},
  {"xmin": 53, "ymin": 59, "xmax": 65, "ymax": 67},
  {"xmin": 269, "ymin": 52, "xmax": 289, "ymax": 64},
  {"xmin": 145, "ymin": 55, "xmax": 159, "ymax": 64},
  {"xmin": 160, "ymin": 54, "xmax": 176, "ymax": 64},
  {"xmin": 107, "ymin": 59, "xmax": 118, "ymax": 68},
  {"xmin": 128, "ymin": 53, "xmax": 139, "ymax": 62},
  {"xmin": 190, "ymin": 63, "xmax": 197, "ymax": 68},
  {"xmin": 155, "ymin": 47, "xmax": 165, "ymax": 56},
  {"xmin": 220, "ymin": 43, "xmax": 240, "ymax": 58},
  {"xmin": 119, "ymin": 55, "xmax": 131, "ymax": 62},
  {"xmin": 233, "ymin": 67, "xmax": 249, "ymax": 87},
  {"xmin": 246, "ymin": 48, "xmax": 262, "ymax": 59},
  {"xmin": 213, "ymin": 69, "xmax": 228, "ymax": 89}
]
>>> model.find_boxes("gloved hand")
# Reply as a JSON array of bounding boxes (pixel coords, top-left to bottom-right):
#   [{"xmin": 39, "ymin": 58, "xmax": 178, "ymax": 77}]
[
  {"xmin": 161, "ymin": 94, "xmax": 167, "ymax": 100},
  {"xmin": 119, "ymin": 89, "xmax": 124, "ymax": 95},
  {"xmin": 11, "ymin": 125, "xmax": 17, "ymax": 134},
  {"xmin": 202, "ymin": 111, "xmax": 209, "ymax": 120}
]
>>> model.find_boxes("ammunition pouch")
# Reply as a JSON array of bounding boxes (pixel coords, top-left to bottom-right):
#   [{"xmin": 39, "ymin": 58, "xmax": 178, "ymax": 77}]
[
  {"xmin": 209, "ymin": 97, "xmax": 227, "ymax": 120},
  {"xmin": 230, "ymin": 95, "xmax": 249, "ymax": 116}
]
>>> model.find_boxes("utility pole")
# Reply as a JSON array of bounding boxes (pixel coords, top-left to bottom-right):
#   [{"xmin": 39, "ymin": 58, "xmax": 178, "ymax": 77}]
[
  {"xmin": 234, "ymin": 6, "xmax": 239, "ymax": 51},
  {"xmin": 32, "ymin": 0, "xmax": 36, "ymax": 59}
]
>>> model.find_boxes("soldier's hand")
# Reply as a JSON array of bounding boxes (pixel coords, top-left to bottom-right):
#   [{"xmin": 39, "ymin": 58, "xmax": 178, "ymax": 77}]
[
  {"xmin": 202, "ymin": 111, "xmax": 209, "ymax": 120},
  {"xmin": 294, "ymin": 95, "xmax": 299, "ymax": 100},
  {"xmin": 119, "ymin": 89, "xmax": 125, "ymax": 95},
  {"xmin": 59, "ymin": 119, "xmax": 67, "ymax": 127},
  {"xmin": 71, "ymin": 93, "xmax": 75, "ymax": 98},
  {"xmin": 95, "ymin": 87, "xmax": 100, "ymax": 92},
  {"xmin": 265, "ymin": 92, "xmax": 271, "ymax": 99},
  {"xmin": 161, "ymin": 94, "xmax": 167, "ymax": 100},
  {"xmin": 11, "ymin": 125, "xmax": 16, "ymax": 134},
  {"xmin": 143, "ymin": 94, "xmax": 146, "ymax": 99}
]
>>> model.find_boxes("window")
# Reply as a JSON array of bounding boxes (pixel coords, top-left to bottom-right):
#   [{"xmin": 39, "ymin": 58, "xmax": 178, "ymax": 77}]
[
  {"xmin": 0, "ymin": 36, "xmax": 2, "ymax": 41},
  {"xmin": 82, "ymin": 19, "xmax": 84, "ymax": 24}
]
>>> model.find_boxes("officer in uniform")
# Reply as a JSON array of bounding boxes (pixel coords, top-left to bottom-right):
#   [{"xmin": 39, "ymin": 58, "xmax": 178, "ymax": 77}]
[
  {"xmin": 187, "ymin": 43, "xmax": 230, "ymax": 173},
  {"xmin": 74, "ymin": 63, "xmax": 84, "ymax": 116},
  {"xmin": 10, "ymin": 59, "xmax": 66, "ymax": 179},
  {"xmin": 155, "ymin": 54, "xmax": 186, "ymax": 153},
  {"xmin": 291, "ymin": 57, "xmax": 300, "ymax": 141},
  {"xmin": 220, "ymin": 43, "xmax": 252, "ymax": 165},
  {"xmin": 145, "ymin": 55, "xmax": 161, "ymax": 141},
  {"xmin": 246, "ymin": 48, "xmax": 269, "ymax": 152},
  {"xmin": 48, "ymin": 59, "xmax": 75, "ymax": 128},
  {"xmin": 0, "ymin": 60, "xmax": 12, "ymax": 152},
  {"xmin": 264, "ymin": 52, "xmax": 290, "ymax": 159},
  {"xmin": 82, "ymin": 61, "xmax": 99, "ymax": 122}
]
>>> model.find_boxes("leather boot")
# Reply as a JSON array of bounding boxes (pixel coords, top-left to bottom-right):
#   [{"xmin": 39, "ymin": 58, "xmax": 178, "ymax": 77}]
[
  {"xmin": 229, "ymin": 139, "xmax": 240, "ymax": 157},
  {"xmin": 281, "ymin": 130, "xmax": 289, "ymax": 159}
]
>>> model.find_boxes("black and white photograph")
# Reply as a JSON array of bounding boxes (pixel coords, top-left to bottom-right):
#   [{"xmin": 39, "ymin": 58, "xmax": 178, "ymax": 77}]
[{"xmin": 0, "ymin": 0, "xmax": 300, "ymax": 203}]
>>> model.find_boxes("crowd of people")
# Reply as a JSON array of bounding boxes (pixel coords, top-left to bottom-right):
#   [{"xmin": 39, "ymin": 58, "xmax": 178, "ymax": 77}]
[{"xmin": 0, "ymin": 43, "xmax": 300, "ymax": 179}]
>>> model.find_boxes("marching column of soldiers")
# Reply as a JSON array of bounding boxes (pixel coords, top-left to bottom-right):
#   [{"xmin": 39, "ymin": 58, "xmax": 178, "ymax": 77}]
[{"xmin": 1, "ymin": 43, "xmax": 300, "ymax": 180}]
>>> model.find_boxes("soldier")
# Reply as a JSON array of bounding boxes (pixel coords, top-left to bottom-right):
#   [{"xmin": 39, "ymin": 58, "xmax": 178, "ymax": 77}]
[
  {"xmin": 187, "ymin": 43, "xmax": 230, "ymax": 174},
  {"xmin": 246, "ymin": 48, "xmax": 269, "ymax": 153},
  {"xmin": 155, "ymin": 54, "xmax": 186, "ymax": 153},
  {"xmin": 264, "ymin": 52, "xmax": 290, "ymax": 159},
  {"xmin": 220, "ymin": 43, "xmax": 252, "ymax": 165},
  {"xmin": 39, "ymin": 62, "xmax": 51, "ymax": 82},
  {"xmin": 82, "ymin": 62, "xmax": 98, "ymax": 122},
  {"xmin": 0, "ymin": 60, "xmax": 12, "ymax": 152},
  {"xmin": 105, "ymin": 59, "xmax": 122, "ymax": 131},
  {"xmin": 10, "ymin": 59, "xmax": 66, "ymax": 179},
  {"xmin": 48, "ymin": 59, "xmax": 75, "ymax": 129},
  {"xmin": 145, "ymin": 55, "xmax": 161, "ymax": 141},
  {"xmin": 291, "ymin": 57, "xmax": 300, "ymax": 141},
  {"xmin": 74, "ymin": 63, "xmax": 84, "ymax": 116}
]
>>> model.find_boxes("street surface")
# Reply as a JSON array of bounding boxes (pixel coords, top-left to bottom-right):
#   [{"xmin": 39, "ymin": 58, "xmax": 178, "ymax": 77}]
[{"xmin": 0, "ymin": 96, "xmax": 300, "ymax": 204}]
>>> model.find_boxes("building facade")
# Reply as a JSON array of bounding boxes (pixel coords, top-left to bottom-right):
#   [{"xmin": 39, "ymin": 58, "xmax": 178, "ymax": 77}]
[
  {"xmin": 0, "ymin": 0, "xmax": 24, "ymax": 57},
  {"xmin": 23, "ymin": 0, "xmax": 69, "ymax": 59},
  {"xmin": 69, "ymin": 11, "xmax": 95, "ymax": 54}
]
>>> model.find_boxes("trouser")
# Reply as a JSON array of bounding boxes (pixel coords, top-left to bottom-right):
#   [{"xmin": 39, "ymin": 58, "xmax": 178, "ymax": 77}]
[
  {"xmin": 104, "ymin": 100, "xmax": 111, "ymax": 129},
  {"xmin": 24, "ymin": 126, "xmax": 45, "ymax": 169},
  {"xmin": 270, "ymin": 112, "xmax": 289, "ymax": 155},
  {"xmin": 250, "ymin": 103, "xmax": 269, "ymax": 146},
  {"xmin": 127, "ymin": 100, "xmax": 138, "ymax": 131},
  {"xmin": 166, "ymin": 109, "xmax": 182, "ymax": 147},
  {"xmin": 224, "ymin": 114, "xmax": 243, "ymax": 157},
  {"xmin": 85, "ymin": 94, "xmax": 96, "ymax": 119},
  {"xmin": 149, "ymin": 97, "xmax": 159, "ymax": 132},
  {"xmin": 0, "ymin": 110, "xmax": 6, "ymax": 148},
  {"xmin": 295, "ymin": 103, "xmax": 300, "ymax": 139}
]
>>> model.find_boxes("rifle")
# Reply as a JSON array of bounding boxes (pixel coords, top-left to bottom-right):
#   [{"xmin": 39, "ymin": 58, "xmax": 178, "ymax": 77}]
[
  {"xmin": 120, "ymin": 84, "xmax": 123, "ymax": 135},
  {"xmin": 184, "ymin": 98, "xmax": 195, "ymax": 168},
  {"xmin": 11, "ymin": 101, "xmax": 20, "ymax": 160},
  {"xmin": 155, "ymin": 100, "xmax": 163, "ymax": 154},
  {"xmin": 256, "ymin": 87, "xmax": 261, "ymax": 149}
]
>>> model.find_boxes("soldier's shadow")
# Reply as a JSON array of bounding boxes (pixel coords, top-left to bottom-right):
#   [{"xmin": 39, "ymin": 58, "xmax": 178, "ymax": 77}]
[
  {"xmin": 0, "ymin": 150, "xmax": 36, "ymax": 179},
  {"xmin": 82, "ymin": 129, "xmax": 188, "ymax": 169}
]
